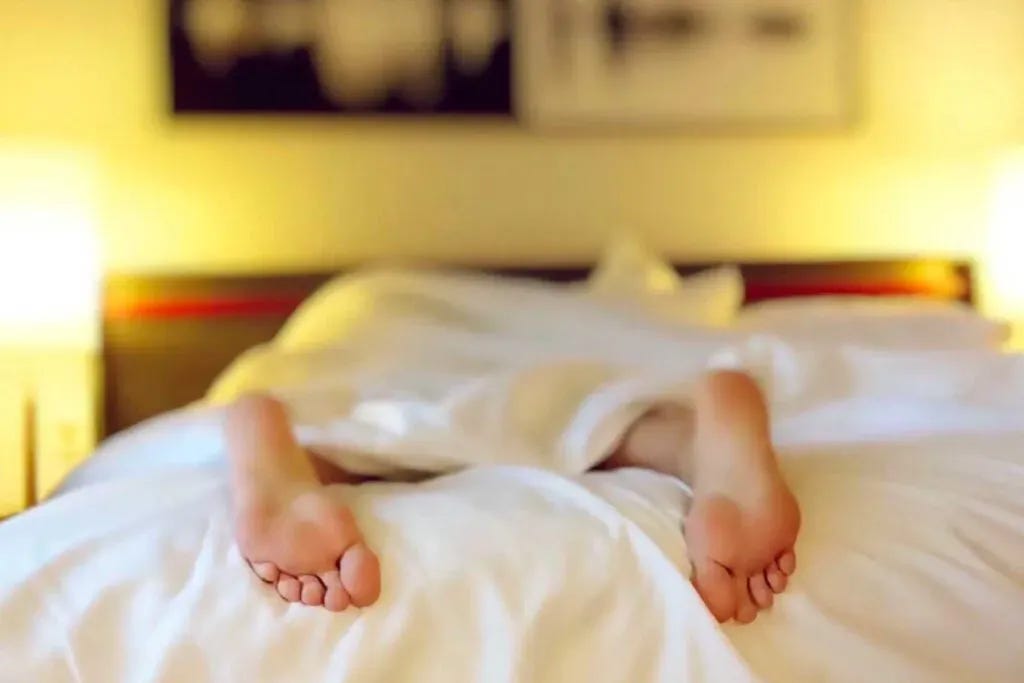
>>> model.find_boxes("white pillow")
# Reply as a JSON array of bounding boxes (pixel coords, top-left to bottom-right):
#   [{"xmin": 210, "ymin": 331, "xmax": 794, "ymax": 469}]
[
  {"xmin": 586, "ymin": 236, "xmax": 743, "ymax": 328},
  {"xmin": 275, "ymin": 267, "xmax": 560, "ymax": 351},
  {"xmin": 737, "ymin": 296, "xmax": 1009, "ymax": 350}
]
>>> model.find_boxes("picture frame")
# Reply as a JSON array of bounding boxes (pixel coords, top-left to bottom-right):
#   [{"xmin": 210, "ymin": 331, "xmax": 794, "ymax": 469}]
[{"xmin": 170, "ymin": 0, "xmax": 857, "ymax": 129}]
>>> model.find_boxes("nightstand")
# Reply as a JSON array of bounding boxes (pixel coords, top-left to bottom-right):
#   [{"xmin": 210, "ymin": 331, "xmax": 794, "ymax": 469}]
[{"xmin": 0, "ymin": 347, "xmax": 100, "ymax": 515}]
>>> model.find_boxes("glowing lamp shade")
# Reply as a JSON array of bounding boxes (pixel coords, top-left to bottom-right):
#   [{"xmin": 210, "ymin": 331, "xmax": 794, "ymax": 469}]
[
  {"xmin": 0, "ymin": 150, "xmax": 100, "ymax": 349},
  {"xmin": 988, "ymin": 160, "xmax": 1024, "ymax": 319}
]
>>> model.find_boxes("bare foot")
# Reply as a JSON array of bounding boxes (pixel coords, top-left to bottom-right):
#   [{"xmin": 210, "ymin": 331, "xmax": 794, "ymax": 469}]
[
  {"xmin": 226, "ymin": 395, "xmax": 381, "ymax": 611},
  {"xmin": 613, "ymin": 371, "xmax": 801, "ymax": 623},
  {"xmin": 685, "ymin": 477, "xmax": 799, "ymax": 624},
  {"xmin": 687, "ymin": 372, "xmax": 800, "ymax": 624}
]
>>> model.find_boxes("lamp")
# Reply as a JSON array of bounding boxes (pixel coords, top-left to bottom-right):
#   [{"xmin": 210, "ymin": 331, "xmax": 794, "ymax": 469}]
[
  {"xmin": 0, "ymin": 147, "xmax": 100, "ymax": 513},
  {"xmin": 988, "ymin": 156, "xmax": 1024, "ymax": 349},
  {"xmin": 0, "ymin": 150, "xmax": 100, "ymax": 349}
]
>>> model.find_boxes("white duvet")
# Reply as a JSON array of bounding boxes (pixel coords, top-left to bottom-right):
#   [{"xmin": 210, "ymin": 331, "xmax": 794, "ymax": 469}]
[{"xmin": 2, "ymin": 270, "xmax": 1023, "ymax": 683}]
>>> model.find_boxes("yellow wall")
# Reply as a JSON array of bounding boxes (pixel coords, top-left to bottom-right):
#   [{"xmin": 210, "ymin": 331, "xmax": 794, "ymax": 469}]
[{"xmin": 2, "ymin": 0, "xmax": 1024, "ymax": 274}]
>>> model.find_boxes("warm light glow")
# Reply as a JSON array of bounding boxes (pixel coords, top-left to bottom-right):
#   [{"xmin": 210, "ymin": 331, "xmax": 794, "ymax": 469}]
[
  {"xmin": 0, "ymin": 149, "xmax": 100, "ymax": 348},
  {"xmin": 987, "ymin": 158, "xmax": 1024, "ymax": 323}
]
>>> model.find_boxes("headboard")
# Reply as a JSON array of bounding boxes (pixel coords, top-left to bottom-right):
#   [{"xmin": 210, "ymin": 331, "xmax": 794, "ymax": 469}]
[{"xmin": 102, "ymin": 259, "xmax": 974, "ymax": 438}]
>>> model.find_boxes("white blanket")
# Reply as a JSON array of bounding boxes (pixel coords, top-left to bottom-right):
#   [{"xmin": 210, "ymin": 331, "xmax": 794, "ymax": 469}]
[{"xmin": 2, "ymin": 271, "xmax": 1024, "ymax": 682}]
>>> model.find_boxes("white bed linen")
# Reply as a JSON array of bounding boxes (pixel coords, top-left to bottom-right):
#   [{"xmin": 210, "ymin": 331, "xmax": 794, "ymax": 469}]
[
  {"xmin": 2, "ymin": 273, "xmax": 1023, "ymax": 683},
  {"xmin": 736, "ymin": 295, "xmax": 1009, "ymax": 350},
  {"xmin": 585, "ymin": 236, "xmax": 743, "ymax": 328}
]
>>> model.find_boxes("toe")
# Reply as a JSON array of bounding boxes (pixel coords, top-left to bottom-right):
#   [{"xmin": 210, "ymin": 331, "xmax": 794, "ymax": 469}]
[
  {"xmin": 734, "ymin": 574, "xmax": 758, "ymax": 624},
  {"xmin": 692, "ymin": 560, "xmax": 737, "ymax": 623},
  {"xmin": 300, "ymin": 575, "xmax": 326, "ymax": 607},
  {"xmin": 276, "ymin": 574, "xmax": 302, "ymax": 603},
  {"xmin": 766, "ymin": 561, "xmax": 788, "ymax": 593},
  {"xmin": 340, "ymin": 543, "xmax": 381, "ymax": 608},
  {"xmin": 749, "ymin": 572, "xmax": 773, "ymax": 610},
  {"xmin": 249, "ymin": 561, "xmax": 280, "ymax": 584},
  {"xmin": 778, "ymin": 550, "xmax": 797, "ymax": 576},
  {"xmin": 319, "ymin": 570, "xmax": 351, "ymax": 612}
]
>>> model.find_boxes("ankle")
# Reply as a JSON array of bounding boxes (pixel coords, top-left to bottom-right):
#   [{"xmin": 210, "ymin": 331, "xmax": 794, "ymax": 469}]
[{"xmin": 612, "ymin": 405, "xmax": 696, "ymax": 482}]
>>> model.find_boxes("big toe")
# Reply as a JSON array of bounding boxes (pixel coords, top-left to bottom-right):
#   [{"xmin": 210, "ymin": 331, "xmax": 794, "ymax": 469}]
[
  {"xmin": 692, "ymin": 560, "xmax": 736, "ymax": 623},
  {"xmin": 340, "ymin": 543, "xmax": 381, "ymax": 608}
]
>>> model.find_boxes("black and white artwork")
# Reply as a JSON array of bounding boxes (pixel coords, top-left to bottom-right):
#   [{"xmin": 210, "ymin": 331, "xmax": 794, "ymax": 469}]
[{"xmin": 171, "ymin": 0, "xmax": 855, "ymax": 127}]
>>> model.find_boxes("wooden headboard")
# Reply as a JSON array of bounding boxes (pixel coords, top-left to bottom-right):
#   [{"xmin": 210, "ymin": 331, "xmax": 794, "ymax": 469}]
[{"xmin": 102, "ymin": 259, "xmax": 974, "ymax": 438}]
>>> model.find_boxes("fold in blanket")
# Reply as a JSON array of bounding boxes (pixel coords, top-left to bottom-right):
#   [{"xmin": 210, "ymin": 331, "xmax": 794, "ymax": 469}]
[{"xmin": 204, "ymin": 269, "xmax": 746, "ymax": 478}]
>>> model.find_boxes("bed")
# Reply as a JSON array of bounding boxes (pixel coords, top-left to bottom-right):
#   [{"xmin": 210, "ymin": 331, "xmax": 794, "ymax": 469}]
[{"xmin": 3, "ymin": 255, "xmax": 1022, "ymax": 683}]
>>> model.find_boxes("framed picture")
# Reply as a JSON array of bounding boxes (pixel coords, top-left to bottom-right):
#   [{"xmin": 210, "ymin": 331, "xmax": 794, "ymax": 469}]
[{"xmin": 170, "ymin": 0, "xmax": 856, "ymax": 128}]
